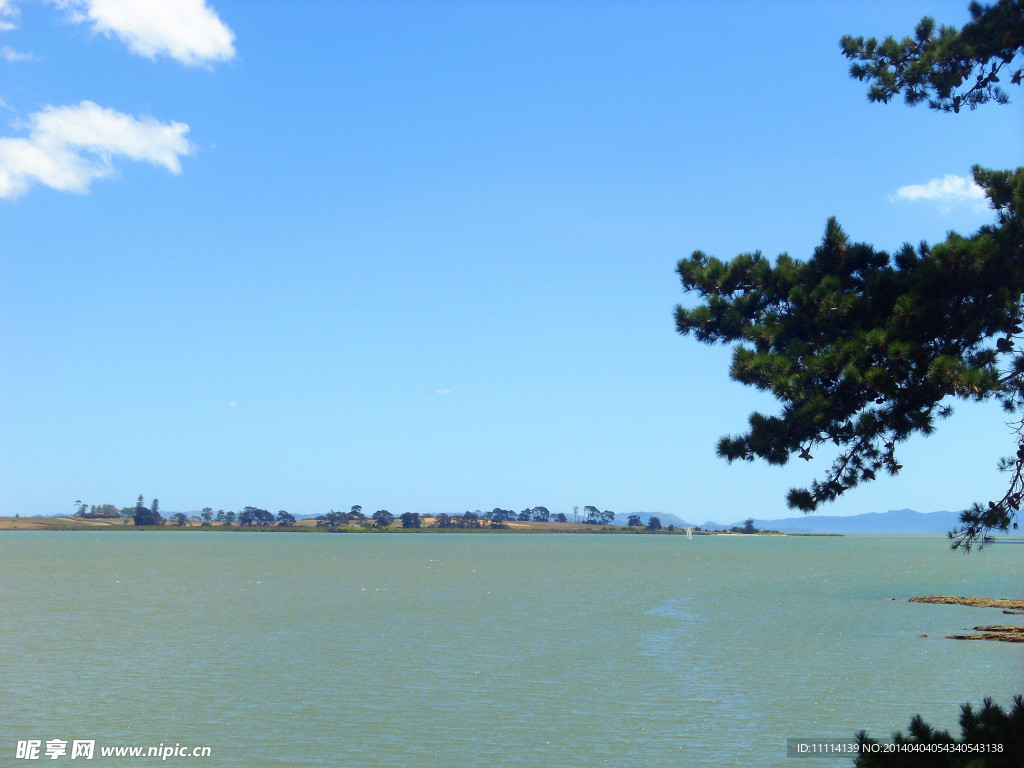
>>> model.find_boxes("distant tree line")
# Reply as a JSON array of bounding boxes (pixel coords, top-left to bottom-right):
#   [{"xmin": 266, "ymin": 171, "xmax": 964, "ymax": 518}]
[
  {"xmin": 68, "ymin": 496, "xmax": 295, "ymax": 529},
  {"xmin": 313, "ymin": 507, "xmax": 569, "ymax": 530},
  {"xmin": 73, "ymin": 497, "xmax": 692, "ymax": 533}
]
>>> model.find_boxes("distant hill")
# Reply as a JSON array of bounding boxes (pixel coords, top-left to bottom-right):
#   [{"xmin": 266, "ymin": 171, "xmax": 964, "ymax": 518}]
[
  {"xmin": 612, "ymin": 508, "xmax": 971, "ymax": 534},
  {"xmin": 708, "ymin": 508, "xmax": 964, "ymax": 534}
]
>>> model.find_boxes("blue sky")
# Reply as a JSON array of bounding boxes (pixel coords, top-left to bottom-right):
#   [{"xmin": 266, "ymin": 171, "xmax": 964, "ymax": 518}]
[{"xmin": 1, "ymin": 0, "xmax": 1021, "ymax": 521}]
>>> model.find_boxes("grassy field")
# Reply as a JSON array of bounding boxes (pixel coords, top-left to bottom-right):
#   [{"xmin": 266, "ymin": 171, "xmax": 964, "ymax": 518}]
[{"xmin": 0, "ymin": 516, "xmax": 132, "ymax": 530}]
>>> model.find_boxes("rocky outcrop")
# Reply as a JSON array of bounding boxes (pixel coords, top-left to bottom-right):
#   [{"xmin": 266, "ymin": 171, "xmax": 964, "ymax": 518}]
[
  {"xmin": 948, "ymin": 626, "xmax": 1024, "ymax": 643},
  {"xmin": 909, "ymin": 596, "xmax": 1024, "ymax": 609},
  {"xmin": 910, "ymin": 596, "xmax": 1024, "ymax": 643}
]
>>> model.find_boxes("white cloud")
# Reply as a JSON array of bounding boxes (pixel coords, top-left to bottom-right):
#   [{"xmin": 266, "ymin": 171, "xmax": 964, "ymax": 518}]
[
  {"xmin": 892, "ymin": 174, "xmax": 987, "ymax": 208},
  {"xmin": 2, "ymin": 1, "xmax": 235, "ymax": 64},
  {"xmin": 12, "ymin": 0, "xmax": 234, "ymax": 65},
  {"xmin": 0, "ymin": 0, "xmax": 18, "ymax": 31},
  {"xmin": 0, "ymin": 100, "xmax": 192, "ymax": 199},
  {"xmin": 2, "ymin": 44, "xmax": 35, "ymax": 61},
  {"xmin": 79, "ymin": 0, "xmax": 235, "ymax": 65},
  {"xmin": 72, "ymin": 0, "xmax": 234, "ymax": 66}
]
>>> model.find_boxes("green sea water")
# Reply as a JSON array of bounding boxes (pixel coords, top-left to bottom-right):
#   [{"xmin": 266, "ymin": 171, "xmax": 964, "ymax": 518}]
[{"xmin": 1, "ymin": 532, "xmax": 1021, "ymax": 767}]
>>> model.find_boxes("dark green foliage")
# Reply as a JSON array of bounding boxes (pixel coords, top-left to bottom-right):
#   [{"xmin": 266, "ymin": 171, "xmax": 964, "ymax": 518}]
[
  {"xmin": 677, "ymin": 0, "xmax": 1024, "ymax": 550},
  {"xmin": 372, "ymin": 510, "xmax": 394, "ymax": 527},
  {"xmin": 133, "ymin": 507, "xmax": 161, "ymax": 526},
  {"xmin": 317, "ymin": 510, "xmax": 346, "ymax": 527},
  {"xmin": 171, "ymin": 513, "xmax": 188, "ymax": 526},
  {"xmin": 627, "ymin": 514, "xmax": 643, "ymax": 527},
  {"xmin": 677, "ymin": 170, "xmax": 1024, "ymax": 548},
  {"xmin": 400, "ymin": 512, "xmax": 421, "ymax": 528},
  {"xmin": 531, "ymin": 506, "xmax": 551, "ymax": 522},
  {"xmin": 346, "ymin": 506, "xmax": 366, "ymax": 524},
  {"xmin": 239, "ymin": 506, "xmax": 274, "ymax": 526},
  {"xmin": 276, "ymin": 510, "xmax": 296, "ymax": 526},
  {"xmin": 840, "ymin": 0, "xmax": 1024, "ymax": 113},
  {"xmin": 582, "ymin": 505, "xmax": 615, "ymax": 525},
  {"xmin": 730, "ymin": 518, "xmax": 759, "ymax": 534},
  {"xmin": 854, "ymin": 695, "xmax": 1024, "ymax": 767},
  {"xmin": 645, "ymin": 516, "xmax": 662, "ymax": 531},
  {"xmin": 133, "ymin": 495, "xmax": 163, "ymax": 527}
]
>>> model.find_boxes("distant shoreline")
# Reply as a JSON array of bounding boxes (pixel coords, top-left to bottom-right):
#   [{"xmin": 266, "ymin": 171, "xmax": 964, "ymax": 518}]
[{"xmin": 0, "ymin": 516, "xmax": 843, "ymax": 535}]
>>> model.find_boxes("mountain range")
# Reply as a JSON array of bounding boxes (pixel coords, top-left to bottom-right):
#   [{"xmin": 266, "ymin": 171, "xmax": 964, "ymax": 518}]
[{"xmin": 616, "ymin": 508, "xmax": 968, "ymax": 535}]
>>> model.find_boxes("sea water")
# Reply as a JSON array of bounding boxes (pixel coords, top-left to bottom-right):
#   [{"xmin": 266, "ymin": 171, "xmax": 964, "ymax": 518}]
[{"xmin": 1, "ymin": 532, "xmax": 1021, "ymax": 767}]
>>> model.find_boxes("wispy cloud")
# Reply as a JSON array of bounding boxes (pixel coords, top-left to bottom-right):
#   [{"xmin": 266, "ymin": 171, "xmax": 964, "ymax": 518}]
[
  {"xmin": 891, "ymin": 174, "xmax": 988, "ymax": 210},
  {"xmin": 0, "ymin": 100, "xmax": 192, "ymax": 199},
  {"xmin": 63, "ymin": 0, "xmax": 235, "ymax": 66},
  {"xmin": 2, "ymin": 44, "xmax": 35, "ymax": 61},
  {"xmin": 0, "ymin": 0, "xmax": 17, "ymax": 31}
]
